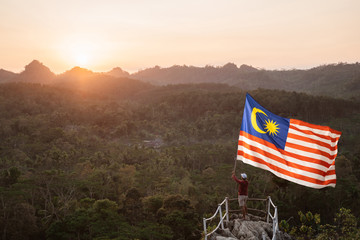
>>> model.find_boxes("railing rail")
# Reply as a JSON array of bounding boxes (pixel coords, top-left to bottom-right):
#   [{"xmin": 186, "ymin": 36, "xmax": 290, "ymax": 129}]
[
  {"xmin": 228, "ymin": 197, "xmax": 268, "ymax": 220},
  {"xmin": 203, "ymin": 196, "xmax": 278, "ymax": 240},
  {"xmin": 203, "ymin": 197, "xmax": 229, "ymax": 240}
]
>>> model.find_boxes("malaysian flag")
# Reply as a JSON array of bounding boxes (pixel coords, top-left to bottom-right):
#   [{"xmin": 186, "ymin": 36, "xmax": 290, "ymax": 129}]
[{"xmin": 237, "ymin": 94, "xmax": 342, "ymax": 188}]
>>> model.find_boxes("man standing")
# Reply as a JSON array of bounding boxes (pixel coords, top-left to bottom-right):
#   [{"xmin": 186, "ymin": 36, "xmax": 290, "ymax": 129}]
[{"xmin": 232, "ymin": 172, "xmax": 248, "ymax": 219}]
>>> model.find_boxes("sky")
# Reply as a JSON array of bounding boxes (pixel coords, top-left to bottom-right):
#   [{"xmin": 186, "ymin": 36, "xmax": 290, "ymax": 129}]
[{"xmin": 0, "ymin": 0, "xmax": 359, "ymax": 74}]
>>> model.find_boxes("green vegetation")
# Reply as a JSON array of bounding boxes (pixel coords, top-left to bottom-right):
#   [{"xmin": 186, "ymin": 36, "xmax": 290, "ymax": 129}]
[
  {"xmin": 280, "ymin": 208, "xmax": 360, "ymax": 240},
  {"xmin": 0, "ymin": 82, "xmax": 359, "ymax": 239}
]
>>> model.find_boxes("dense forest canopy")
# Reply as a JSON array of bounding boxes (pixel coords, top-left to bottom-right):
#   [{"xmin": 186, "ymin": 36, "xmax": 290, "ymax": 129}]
[{"xmin": 0, "ymin": 76, "xmax": 359, "ymax": 239}]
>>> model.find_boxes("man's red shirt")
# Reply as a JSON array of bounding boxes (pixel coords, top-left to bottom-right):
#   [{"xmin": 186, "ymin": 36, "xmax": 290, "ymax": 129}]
[{"xmin": 232, "ymin": 175, "xmax": 248, "ymax": 196}]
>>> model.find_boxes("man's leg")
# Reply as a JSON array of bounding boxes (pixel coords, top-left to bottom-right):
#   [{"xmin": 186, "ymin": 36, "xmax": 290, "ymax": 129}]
[
  {"xmin": 243, "ymin": 196, "xmax": 248, "ymax": 219},
  {"xmin": 239, "ymin": 195, "xmax": 245, "ymax": 219}
]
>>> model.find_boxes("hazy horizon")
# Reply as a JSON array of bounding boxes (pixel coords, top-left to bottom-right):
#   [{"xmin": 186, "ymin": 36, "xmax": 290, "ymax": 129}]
[
  {"xmin": 1, "ymin": 0, "xmax": 359, "ymax": 74},
  {"xmin": 2, "ymin": 59, "xmax": 360, "ymax": 75}
]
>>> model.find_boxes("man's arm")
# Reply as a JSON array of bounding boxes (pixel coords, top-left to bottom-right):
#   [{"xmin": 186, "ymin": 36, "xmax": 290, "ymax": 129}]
[{"xmin": 232, "ymin": 173, "xmax": 242, "ymax": 184}]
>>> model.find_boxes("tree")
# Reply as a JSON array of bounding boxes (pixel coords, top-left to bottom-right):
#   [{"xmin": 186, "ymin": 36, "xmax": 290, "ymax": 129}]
[
  {"xmin": 1, "ymin": 167, "xmax": 21, "ymax": 186},
  {"xmin": 157, "ymin": 195, "xmax": 201, "ymax": 240},
  {"xmin": 47, "ymin": 199, "xmax": 134, "ymax": 240}
]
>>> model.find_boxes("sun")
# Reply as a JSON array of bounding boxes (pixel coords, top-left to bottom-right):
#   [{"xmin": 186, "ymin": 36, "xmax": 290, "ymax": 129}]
[
  {"xmin": 264, "ymin": 119, "xmax": 280, "ymax": 136},
  {"xmin": 75, "ymin": 53, "xmax": 90, "ymax": 67},
  {"xmin": 57, "ymin": 34, "xmax": 116, "ymax": 71},
  {"xmin": 57, "ymin": 36, "xmax": 97, "ymax": 69}
]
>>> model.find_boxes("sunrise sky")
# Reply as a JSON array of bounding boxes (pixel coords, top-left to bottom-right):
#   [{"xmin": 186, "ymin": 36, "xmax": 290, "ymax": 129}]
[{"xmin": 1, "ymin": 0, "xmax": 359, "ymax": 73}]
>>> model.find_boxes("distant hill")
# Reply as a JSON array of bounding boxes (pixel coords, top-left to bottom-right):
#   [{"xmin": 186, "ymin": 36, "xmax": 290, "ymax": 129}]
[
  {"xmin": 54, "ymin": 66, "xmax": 154, "ymax": 99},
  {"xmin": 131, "ymin": 62, "xmax": 360, "ymax": 100},
  {"xmin": 0, "ymin": 62, "xmax": 153, "ymax": 99},
  {"xmin": 106, "ymin": 67, "xmax": 130, "ymax": 78},
  {"xmin": 1, "ymin": 60, "xmax": 359, "ymax": 100},
  {"xmin": 0, "ymin": 69, "xmax": 17, "ymax": 82},
  {"xmin": 0, "ymin": 60, "xmax": 56, "ymax": 83},
  {"xmin": 131, "ymin": 63, "xmax": 260, "ymax": 85},
  {"xmin": 15, "ymin": 60, "xmax": 56, "ymax": 83}
]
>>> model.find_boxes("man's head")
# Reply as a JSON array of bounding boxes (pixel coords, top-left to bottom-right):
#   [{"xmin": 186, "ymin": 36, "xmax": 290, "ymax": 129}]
[{"xmin": 241, "ymin": 173, "xmax": 247, "ymax": 180}]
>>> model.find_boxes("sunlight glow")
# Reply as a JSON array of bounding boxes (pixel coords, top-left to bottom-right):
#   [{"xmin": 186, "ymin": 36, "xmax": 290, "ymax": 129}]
[
  {"xmin": 56, "ymin": 35, "xmax": 107, "ymax": 70},
  {"xmin": 75, "ymin": 53, "xmax": 90, "ymax": 67}
]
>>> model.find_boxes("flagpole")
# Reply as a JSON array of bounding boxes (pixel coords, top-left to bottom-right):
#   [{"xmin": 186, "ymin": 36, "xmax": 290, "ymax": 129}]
[
  {"xmin": 233, "ymin": 156, "xmax": 238, "ymax": 196},
  {"xmin": 233, "ymin": 156, "xmax": 237, "ymax": 174}
]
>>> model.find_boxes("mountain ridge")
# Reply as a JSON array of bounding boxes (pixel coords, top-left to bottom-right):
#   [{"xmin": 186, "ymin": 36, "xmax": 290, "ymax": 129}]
[{"xmin": 1, "ymin": 60, "xmax": 359, "ymax": 100}]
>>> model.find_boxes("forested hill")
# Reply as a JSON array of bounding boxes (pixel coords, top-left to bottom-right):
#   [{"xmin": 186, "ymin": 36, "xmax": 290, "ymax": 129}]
[
  {"xmin": 131, "ymin": 62, "xmax": 360, "ymax": 100},
  {"xmin": 0, "ymin": 82, "xmax": 360, "ymax": 239}
]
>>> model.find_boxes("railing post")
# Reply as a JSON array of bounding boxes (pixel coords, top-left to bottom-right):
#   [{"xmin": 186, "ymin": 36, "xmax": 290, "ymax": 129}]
[
  {"xmin": 225, "ymin": 197, "xmax": 229, "ymax": 222},
  {"xmin": 203, "ymin": 218, "xmax": 207, "ymax": 240},
  {"xmin": 219, "ymin": 205, "xmax": 224, "ymax": 229},
  {"xmin": 272, "ymin": 206, "xmax": 278, "ymax": 240},
  {"xmin": 267, "ymin": 196, "xmax": 271, "ymax": 223},
  {"xmin": 272, "ymin": 210, "xmax": 275, "ymax": 239},
  {"xmin": 275, "ymin": 207, "xmax": 279, "ymax": 231}
]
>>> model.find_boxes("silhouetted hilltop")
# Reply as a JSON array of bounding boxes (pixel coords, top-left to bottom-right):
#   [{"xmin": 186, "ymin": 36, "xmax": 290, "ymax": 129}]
[
  {"xmin": 130, "ymin": 63, "xmax": 263, "ymax": 85},
  {"xmin": 56, "ymin": 66, "xmax": 98, "ymax": 82},
  {"xmin": 15, "ymin": 60, "xmax": 56, "ymax": 83},
  {"xmin": 285, "ymin": 63, "xmax": 360, "ymax": 98},
  {"xmin": 54, "ymin": 67, "xmax": 154, "ymax": 99},
  {"xmin": 131, "ymin": 62, "xmax": 360, "ymax": 99},
  {"xmin": 1, "ymin": 61, "xmax": 359, "ymax": 99},
  {"xmin": 131, "ymin": 64, "xmax": 246, "ymax": 85},
  {"xmin": 107, "ymin": 67, "xmax": 130, "ymax": 78},
  {"xmin": 0, "ymin": 69, "xmax": 16, "ymax": 83},
  {"xmin": 238, "ymin": 64, "xmax": 259, "ymax": 72}
]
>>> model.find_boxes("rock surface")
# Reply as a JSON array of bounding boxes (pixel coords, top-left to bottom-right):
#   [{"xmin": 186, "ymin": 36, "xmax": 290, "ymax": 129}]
[{"xmin": 208, "ymin": 214, "xmax": 292, "ymax": 240}]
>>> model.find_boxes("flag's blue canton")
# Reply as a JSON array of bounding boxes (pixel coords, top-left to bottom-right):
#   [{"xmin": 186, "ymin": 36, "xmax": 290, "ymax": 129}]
[{"xmin": 241, "ymin": 94, "xmax": 290, "ymax": 150}]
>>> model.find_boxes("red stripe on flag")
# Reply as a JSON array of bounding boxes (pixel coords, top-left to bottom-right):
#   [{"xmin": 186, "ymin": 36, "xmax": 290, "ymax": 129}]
[
  {"xmin": 289, "ymin": 124, "xmax": 337, "ymax": 143},
  {"xmin": 287, "ymin": 132, "xmax": 338, "ymax": 151},
  {"xmin": 285, "ymin": 142, "xmax": 335, "ymax": 160},
  {"xmin": 239, "ymin": 131, "xmax": 332, "ymax": 168},
  {"xmin": 238, "ymin": 149, "xmax": 336, "ymax": 186},
  {"xmin": 281, "ymin": 149, "xmax": 332, "ymax": 168},
  {"xmin": 238, "ymin": 140, "xmax": 329, "ymax": 176},
  {"xmin": 290, "ymin": 119, "xmax": 342, "ymax": 135}
]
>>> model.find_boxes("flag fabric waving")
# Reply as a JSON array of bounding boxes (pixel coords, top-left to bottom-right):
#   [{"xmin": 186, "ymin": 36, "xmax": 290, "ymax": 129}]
[{"xmin": 237, "ymin": 94, "xmax": 342, "ymax": 188}]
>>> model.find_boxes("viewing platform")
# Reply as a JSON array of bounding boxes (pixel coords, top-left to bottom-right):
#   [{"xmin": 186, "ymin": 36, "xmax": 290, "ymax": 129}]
[{"xmin": 203, "ymin": 196, "xmax": 291, "ymax": 240}]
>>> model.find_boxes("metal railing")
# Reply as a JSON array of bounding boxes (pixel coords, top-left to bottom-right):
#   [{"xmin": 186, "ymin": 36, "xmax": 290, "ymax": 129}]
[
  {"xmin": 228, "ymin": 197, "xmax": 268, "ymax": 220},
  {"xmin": 203, "ymin": 197, "xmax": 229, "ymax": 240},
  {"xmin": 203, "ymin": 196, "xmax": 278, "ymax": 240}
]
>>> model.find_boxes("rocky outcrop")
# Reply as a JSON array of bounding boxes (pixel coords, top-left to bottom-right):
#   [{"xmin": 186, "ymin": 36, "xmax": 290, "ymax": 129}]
[{"xmin": 209, "ymin": 214, "xmax": 292, "ymax": 240}]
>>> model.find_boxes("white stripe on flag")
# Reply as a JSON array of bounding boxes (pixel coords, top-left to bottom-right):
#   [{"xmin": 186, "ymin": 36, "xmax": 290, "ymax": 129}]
[
  {"xmin": 239, "ymin": 154, "xmax": 336, "ymax": 189},
  {"xmin": 238, "ymin": 143, "xmax": 332, "ymax": 181},
  {"xmin": 286, "ymin": 137, "xmax": 338, "ymax": 156},
  {"xmin": 291, "ymin": 122, "xmax": 341, "ymax": 139},
  {"xmin": 288, "ymin": 127, "xmax": 339, "ymax": 147},
  {"xmin": 239, "ymin": 135, "xmax": 331, "ymax": 172},
  {"xmin": 238, "ymin": 130, "xmax": 337, "ymax": 188}
]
